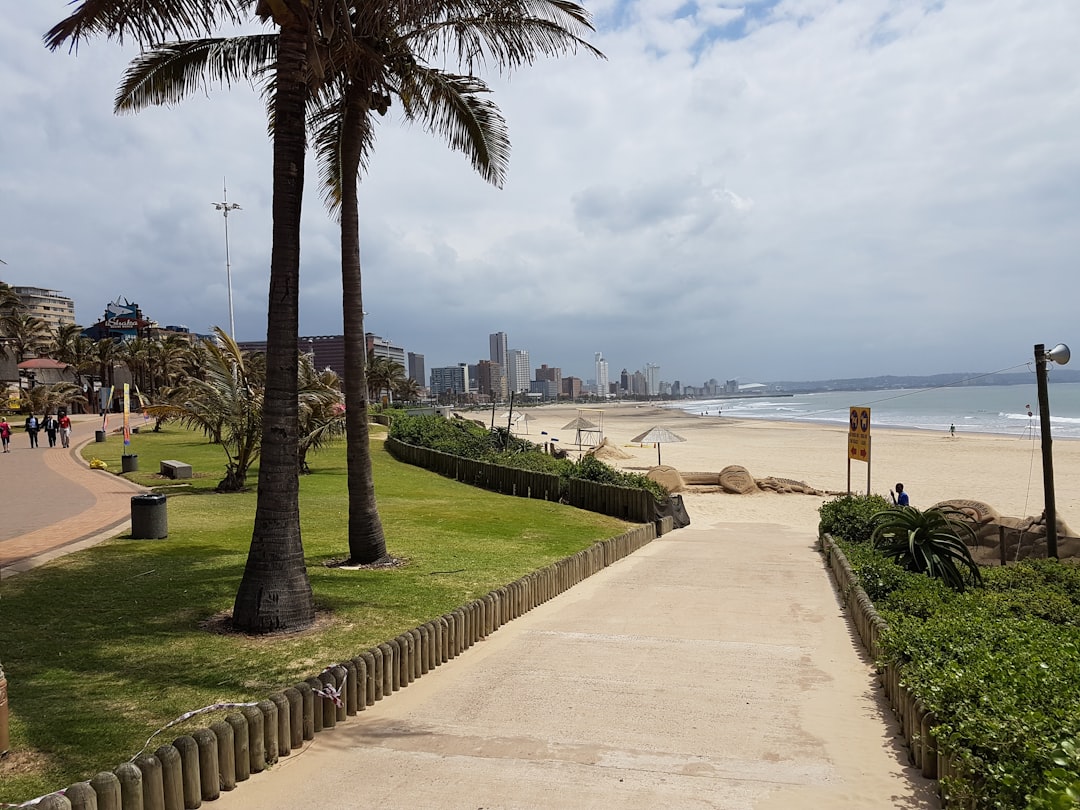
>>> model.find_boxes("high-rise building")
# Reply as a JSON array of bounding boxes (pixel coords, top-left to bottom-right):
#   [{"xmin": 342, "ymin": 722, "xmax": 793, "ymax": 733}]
[
  {"xmin": 366, "ymin": 333, "xmax": 406, "ymax": 368},
  {"xmin": 507, "ymin": 348, "xmax": 530, "ymax": 394},
  {"xmin": 646, "ymin": 363, "xmax": 660, "ymax": 396},
  {"xmin": 407, "ymin": 352, "xmax": 425, "ymax": 385},
  {"xmin": 475, "ymin": 359, "xmax": 505, "ymax": 400},
  {"xmin": 594, "ymin": 352, "xmax": 609, "ymax": 398},
  {"xmin": 12, "ymin": 286, "xmax": 76, "ymax": 333},
  {"xmin": 488, "ymin": 331, "xmax": 508, "ymax": 367},
  {"xmin": 562, "ymin": 376, "xmax": 583, "ymax": 399},
  {"xmin": 430, "ymin": 364, "xmax": 469, "ymax": 397}
]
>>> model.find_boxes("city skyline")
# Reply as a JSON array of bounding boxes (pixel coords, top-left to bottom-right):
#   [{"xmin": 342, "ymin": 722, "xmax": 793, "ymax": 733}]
[{"xmin": 3, "ymin": 3, "xmax": 1078, "ymax": 383}]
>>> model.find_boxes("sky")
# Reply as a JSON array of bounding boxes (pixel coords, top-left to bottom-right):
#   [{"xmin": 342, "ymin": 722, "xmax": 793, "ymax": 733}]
[{"xmin": 2, "ymin": 0, "xmax": 1079, "ymax": 386}]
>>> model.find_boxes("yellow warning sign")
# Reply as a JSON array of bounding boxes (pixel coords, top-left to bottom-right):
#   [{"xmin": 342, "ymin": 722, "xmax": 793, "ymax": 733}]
[{"xmin": 848, "ymin": 407, "xmax": 871, "ymax": 462}]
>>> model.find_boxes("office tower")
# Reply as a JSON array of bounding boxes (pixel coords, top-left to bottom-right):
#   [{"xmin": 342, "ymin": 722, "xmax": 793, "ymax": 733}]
[{"xmin": 595, "ymin": 352, "xmax": 609, "ymax": 398}]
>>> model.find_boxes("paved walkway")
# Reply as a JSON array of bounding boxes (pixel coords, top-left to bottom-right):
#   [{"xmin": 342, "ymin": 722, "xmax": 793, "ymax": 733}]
[
  {"xmin": 0, "ymin": 415, "xmax": 144, "ymax": 579},
  {"xmin": 212, "ymin": 519, "xmax": 938, "ymax": 809}
]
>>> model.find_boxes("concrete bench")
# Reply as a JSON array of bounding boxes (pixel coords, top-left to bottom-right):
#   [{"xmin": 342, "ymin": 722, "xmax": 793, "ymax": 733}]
[{"xmin": 160, "ymin": 459, "xmax": 193, "ymax": 479}]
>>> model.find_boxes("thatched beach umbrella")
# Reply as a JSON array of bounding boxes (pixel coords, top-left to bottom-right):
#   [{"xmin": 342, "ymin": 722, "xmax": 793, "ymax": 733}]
[
  {"xmin": 630, "ymin": 426, "xmax": 686, "ymax": 465},
  {"xmin": 562, "ymin": 416, "xmax": 599, "ymax": 447}
]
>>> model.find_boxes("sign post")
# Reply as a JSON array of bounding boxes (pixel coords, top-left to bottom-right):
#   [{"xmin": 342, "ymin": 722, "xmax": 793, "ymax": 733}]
[{"xmin": 847, "ymin": 406, "xmax": 872, "ymax": 495}]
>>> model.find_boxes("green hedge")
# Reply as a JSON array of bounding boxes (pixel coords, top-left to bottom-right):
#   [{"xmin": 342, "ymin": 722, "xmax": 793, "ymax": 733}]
[
  {"xmin": 825, "ymin": 498, "xmax": 1080, "ymax": 808},
  {"xmin": 389, "ymin": 414, "xmax": 668, "ymax": 502}
]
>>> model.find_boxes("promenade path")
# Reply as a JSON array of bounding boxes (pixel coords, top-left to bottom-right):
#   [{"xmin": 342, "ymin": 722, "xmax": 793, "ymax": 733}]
[
  {"xmin": 212, "ymin": 515, "xmax": 938, "ymax": 809},
  {"xmin": 0, "ymin": 415, "xmax": 144, "ymax": 579}
]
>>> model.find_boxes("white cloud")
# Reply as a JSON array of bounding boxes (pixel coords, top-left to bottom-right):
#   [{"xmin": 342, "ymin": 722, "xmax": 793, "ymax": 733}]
[{"xmin": 1, "ymin": 0, "xmax": 1078, "ymax": 384}]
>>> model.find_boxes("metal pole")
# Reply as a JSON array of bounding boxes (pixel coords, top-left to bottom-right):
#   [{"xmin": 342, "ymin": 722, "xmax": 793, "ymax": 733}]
[
  {"xmin": 1034, "ymin": 344, "xmax": 1058, "ymax": 558},
  {"xmin": 212, "ymin": 179, "xmax": 241, "ymax": 338}
]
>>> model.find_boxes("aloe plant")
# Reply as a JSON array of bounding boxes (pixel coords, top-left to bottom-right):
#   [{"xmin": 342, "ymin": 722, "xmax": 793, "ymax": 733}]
[{"xmin": 870, "ymin": 506, "xmax": 983, "ymax": 592}]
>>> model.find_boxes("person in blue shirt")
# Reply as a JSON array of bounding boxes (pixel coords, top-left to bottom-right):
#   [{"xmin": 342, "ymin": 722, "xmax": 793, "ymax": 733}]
[{"xmin": 891, "ymin": 482, "xmax": 909, "ymax": 507}]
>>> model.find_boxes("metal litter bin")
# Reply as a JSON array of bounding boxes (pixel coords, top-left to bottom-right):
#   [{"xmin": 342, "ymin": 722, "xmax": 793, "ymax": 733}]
[
  {"xmin": 121, "ymin": 454, "xmax": 138, "ymax": 473},
  {"xmin": 131, "ymin": 493, "xmax": 167, "ymax": 539},
  {"xmin": 95, "ymin": 430, "xmax": 106, "ymax": 442}
]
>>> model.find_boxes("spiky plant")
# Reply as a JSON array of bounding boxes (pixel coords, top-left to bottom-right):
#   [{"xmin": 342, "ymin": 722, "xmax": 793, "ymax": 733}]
[{"xmin": 870, "ymin": 506, "xmax": 983, "ymax": 592}]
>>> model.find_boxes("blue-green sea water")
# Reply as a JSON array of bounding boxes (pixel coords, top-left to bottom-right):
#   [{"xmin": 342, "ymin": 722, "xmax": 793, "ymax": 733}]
[{"xmin": 670, "ymin": 382, "xmax": 1080, "ymax": 440}]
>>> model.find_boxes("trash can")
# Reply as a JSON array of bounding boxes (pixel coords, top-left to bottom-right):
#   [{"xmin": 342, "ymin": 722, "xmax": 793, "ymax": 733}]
[
  {"xmin": 121, "ymin": 454, "xmax": 138, "ymax": 473},
  {"xmin": 131, "ymin": 493, "xmax": 167, "ymax": 539},
  {"xmin": 95, "ymin": 430, "xmax": 106, "ymax": 443}
]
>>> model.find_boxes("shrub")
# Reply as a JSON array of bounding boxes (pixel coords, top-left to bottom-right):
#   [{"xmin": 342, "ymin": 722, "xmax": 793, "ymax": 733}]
[
  {"xmin": 818, "ymin": 494, "xmax": 891, "ymax": 543},
  {"xmin": 870, "ymin": 506, "xmax": 983, "ymax": 592}
]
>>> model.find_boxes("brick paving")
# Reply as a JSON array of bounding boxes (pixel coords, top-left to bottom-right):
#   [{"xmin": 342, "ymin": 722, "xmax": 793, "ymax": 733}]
[{"xmin": 0, "ymin": 415, "xmax": 145, "ymax": 578}]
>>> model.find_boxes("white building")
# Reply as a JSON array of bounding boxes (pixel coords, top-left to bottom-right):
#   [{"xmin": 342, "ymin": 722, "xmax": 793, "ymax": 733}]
[
  {"xmin": 594, "ymin": 352, "xmax": 609, "ymax": 398},
  {"xmin": 507, "ymin": 348, "xmax": 530, "ymax": 394},
  {"xmin": 645, "ymin": 363, "xmax": 660, "ymax": 396}
]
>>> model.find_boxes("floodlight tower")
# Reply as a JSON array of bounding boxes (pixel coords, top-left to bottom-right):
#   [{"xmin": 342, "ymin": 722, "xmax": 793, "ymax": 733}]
[{"xmin": 212, "ymin": 179, "xmax": 241, "ymax": 338}]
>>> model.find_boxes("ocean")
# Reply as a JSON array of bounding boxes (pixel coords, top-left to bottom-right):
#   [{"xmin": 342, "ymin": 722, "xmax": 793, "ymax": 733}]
[{"xmin": 667, "ymin": 382, "xmax": 1080, "ymax": 440}]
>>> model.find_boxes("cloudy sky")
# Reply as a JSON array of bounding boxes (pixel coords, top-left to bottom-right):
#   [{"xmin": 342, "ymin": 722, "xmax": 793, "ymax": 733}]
[{"xmin": 2, "ymin": 0, "xmax": 1078, "ymax": 386}]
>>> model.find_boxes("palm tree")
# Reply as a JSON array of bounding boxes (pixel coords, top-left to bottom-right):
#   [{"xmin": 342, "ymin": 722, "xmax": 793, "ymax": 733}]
[
  {"xmin": 147, "ymin": 328, "xmax": 263, "ymax": 491},
  {"xmin": 394, "ymin": 376, "xmax": 422, "ymax": 404},
  {"xmin": 2, "ymin": 312, "xmax": 50, "ymax": 363},
  {"xmin": 21, "ymin": 381, "xmax": 87, "ymax": 420},
  {"xmin": 297, "ymin": 351, "xmax": 345, "ymax": 473},
  {"xmin": 313, "ymin": 1, "xmax": 601, "ymax": 563},
  {"xmin": 48, "ymin": 0, "xmax": 337, "ymax": 633}
]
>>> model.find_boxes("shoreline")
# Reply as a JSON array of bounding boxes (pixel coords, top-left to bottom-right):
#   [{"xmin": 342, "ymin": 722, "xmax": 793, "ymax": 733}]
[{"xmin": 483, "ymin": 402, "xmax": 1080, "ymax": 538}]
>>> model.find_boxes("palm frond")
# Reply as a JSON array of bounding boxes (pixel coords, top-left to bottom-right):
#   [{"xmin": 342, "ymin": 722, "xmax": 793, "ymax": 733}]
[
  {"xmin": 395, "ymin": 69, "xmax": 510, "ymax": 187},
  {"xmin": 115, "ymin": 35, "xmax": 278, "ymax": 112},
  {"xmin": 45, "ymin": 0, "xmax": 248, "ymax": 52}
]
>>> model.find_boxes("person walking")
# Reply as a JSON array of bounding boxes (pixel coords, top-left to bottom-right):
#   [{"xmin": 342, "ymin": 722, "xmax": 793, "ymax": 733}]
[
  {"xmin": 43, "ymin": 413, "xmax": 59, "ymax": 448},
  {"xmin": 25, "ymin": 413, "xmax": 40, "ymax": 449},
  {"xmin": 0, "ymin": 416, "xmax": 11, "ymax": 453},
  {"xmin": 59, "ymin": 412, "xmax": 72, "ymax": 448}
]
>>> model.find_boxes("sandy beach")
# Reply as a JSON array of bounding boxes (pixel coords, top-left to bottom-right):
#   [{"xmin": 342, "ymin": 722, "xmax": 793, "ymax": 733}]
[{"xmin": 501, "ymin": 402, "xmax": 1080, "ymax": 539}]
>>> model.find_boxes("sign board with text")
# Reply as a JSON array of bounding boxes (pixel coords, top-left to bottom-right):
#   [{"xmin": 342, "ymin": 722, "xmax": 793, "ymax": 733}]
[{"xmin": 848, "ymin": 406, "xmax": 871, "ymax": 462}]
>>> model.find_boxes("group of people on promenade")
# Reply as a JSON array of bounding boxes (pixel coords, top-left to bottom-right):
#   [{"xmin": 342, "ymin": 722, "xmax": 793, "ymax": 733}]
[{"xmin": 0, "ymin": 412, "xmax": 72, "ymax": 452}]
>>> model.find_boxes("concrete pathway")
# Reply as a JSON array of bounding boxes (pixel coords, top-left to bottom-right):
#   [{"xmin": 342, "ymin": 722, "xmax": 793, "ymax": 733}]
[
  {"xmin": 211, "ymin": 519, "xmax": 938, "ymax": 809},
  {"xmin": 0, "ymin": 415, "xmax": 144, "ymax": 579}
]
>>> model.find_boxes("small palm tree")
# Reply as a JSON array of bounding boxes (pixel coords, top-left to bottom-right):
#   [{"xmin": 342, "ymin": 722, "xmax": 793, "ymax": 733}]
[
  {"xmin": 870, "ymin": 506, "xmax": 983, "ymax": 592},
  {"xmin": 297, "ymin": 351, "xmax": 345, "ymax": 474},
  {"xmin": 147, "ymin": 328, "xmax": 263, "ymax": 492}
]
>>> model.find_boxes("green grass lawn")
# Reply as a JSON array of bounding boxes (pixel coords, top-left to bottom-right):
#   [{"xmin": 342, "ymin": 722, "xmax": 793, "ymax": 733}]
[{"xmin": 0, "ymin": 425, "xmax": 632, "ymax": 803}]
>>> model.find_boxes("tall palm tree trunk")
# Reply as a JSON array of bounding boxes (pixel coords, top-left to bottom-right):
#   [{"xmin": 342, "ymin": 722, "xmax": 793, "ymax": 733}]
[
  {"xmin": 341, "ymin": 81, "xmax": 388, "ymax": 564},
  {"xmin": 233, "ymin": 24, "xmax": 315, "ymax": 633}
]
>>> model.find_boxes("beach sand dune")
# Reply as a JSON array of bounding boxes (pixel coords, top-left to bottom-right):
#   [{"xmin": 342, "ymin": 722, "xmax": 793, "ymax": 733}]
[{"xmin": 499, "ymin": 402, "xmax": 1080, "ymax": 540}]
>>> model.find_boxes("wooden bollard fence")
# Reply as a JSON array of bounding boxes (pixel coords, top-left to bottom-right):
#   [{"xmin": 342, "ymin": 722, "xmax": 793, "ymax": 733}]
[
  {"xmin": 170, "ymin": 735, "xmax": 201, "ymax": 809},
  {"xmin": 134, "ymin": 755, "xmax": 164, "ymax": 810},
  {"xmin": 240, "ymin": 705, "xmax": 265, "ymax": 773},
  {"xmin": 210, "ymin": 719, "xmax": 235, "ymax": 791},
  {"xmin": 36, "ymin": 795, "xmax": 72, "ymax": 810},
  {"xmin": 225, "ymin": 712, "xmax": 249, "ymax": 783},
  {"xmin": 268, "ymin": 693, "xmax": 291, "ymax": 756},
  {"xmin": 304, "ymin": 678, "xmax": 324, "ymax": 733},
  {"xmin": 418, "ymin": 625, "xmax": 431, "ymax": 675},
  {"xmin": 90, "ymin": 770, "xmax": 122, "ymax": 810},
  {"xmin": 258, "ymin": 699, "xmax": 279, "ymax": 765},
  {"xmin": 316, "ymin": 672, "xmax": 336, "ymax": 729},
  {"xmin": 378, "ymin": 643, "xmax": 394, "ymax": 695},
  {"xmin": 114, "ymin": 760, "xmax": 143, "ymax": 807},
  {"xmin": 152, "ymin": 744, "xmax": 184, "ymax": 810},
  {"xmin": 192, "ymin": 726, "xmax": 221, "ymax": 800},
  {"xmin": 369, "ymin": 646, "xmax": 384, "ymax": 702},
  {"xmin": 343, "ymin": 662, "xmax": 358, "ymax": 715},
  {"xmin": 65, "ymin": 782, "xmax": 97, "ymax": 810},
  {"xmin": 283, "ymin": 687, "xmax": 303, "ymax": 750},
  {"xmin": 358, "ymin": 651, "xmax": 376, "ymax": 705}
]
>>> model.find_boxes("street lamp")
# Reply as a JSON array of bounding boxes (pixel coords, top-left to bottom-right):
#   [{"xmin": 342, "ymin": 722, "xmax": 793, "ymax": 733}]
[
  {"xmin": 212, "ymin": 179, "xmax": 241, "ymax": 338},
  {"xmin": 1034, "ymin": 342, "xmax": 1070, "ymax": 559}
]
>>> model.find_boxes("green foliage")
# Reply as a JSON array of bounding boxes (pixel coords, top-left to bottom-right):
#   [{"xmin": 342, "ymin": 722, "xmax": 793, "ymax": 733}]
[
  {"xmin": 389, "ymin": 414, "xmax": 669, "ymax": 501},
  {"xmin": 870, "ymin": 506, "xmax": 983, "ymax": 592},
  {"xmin": 841, "ymin": 538, "xmax": 1080, "ymax": 808},
  {"xmin": 818, "ymin": 494, "xmax": 892, "ymax": 543},
  {"xmin": 1027, "ymin": 739, "xmax": 1080, "ymax": 809}
]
